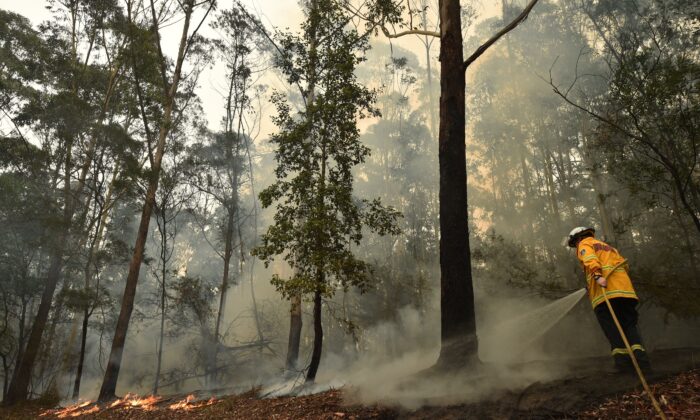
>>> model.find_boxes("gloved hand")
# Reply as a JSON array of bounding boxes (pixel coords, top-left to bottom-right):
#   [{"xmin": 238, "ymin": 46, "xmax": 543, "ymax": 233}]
[{"xmin": 595, "ymin": 275, "xmax": 607, "ymax": 288}]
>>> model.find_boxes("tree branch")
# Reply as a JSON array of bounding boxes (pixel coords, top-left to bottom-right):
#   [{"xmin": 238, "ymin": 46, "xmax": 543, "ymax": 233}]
[
  {"xmin": 381, "ymin": 27, "xmax": 440, "ymax": 38},
  {"xmin": 342, "ymin": 1, "xmax": 439, "ymax": 39},
  {"xmin": 463, "ymin": 0, "xmax": 541, "ymax": 71}
]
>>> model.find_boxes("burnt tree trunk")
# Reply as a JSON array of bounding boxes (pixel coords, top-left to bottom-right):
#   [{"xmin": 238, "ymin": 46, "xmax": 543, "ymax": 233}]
[
  {"xmin": 285, "ymin": 294, "xmax": 302, "ymax": 372},
  {"xmin": 306, "ymin": 287, "xmax": 323, "ymax": 383},
  {"xmin": 435, "ymin": 0, "xmax": 478, "ymax": 368},
  {"xmin": 72, "ymin": 307, "xmax": 89, "ymax": 399}
]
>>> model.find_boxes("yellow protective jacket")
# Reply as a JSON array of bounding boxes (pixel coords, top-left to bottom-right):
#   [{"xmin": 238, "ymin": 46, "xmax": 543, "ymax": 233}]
[{"xmin": 576, "ymin": 237, "xmax": 638, "ymax": 308}]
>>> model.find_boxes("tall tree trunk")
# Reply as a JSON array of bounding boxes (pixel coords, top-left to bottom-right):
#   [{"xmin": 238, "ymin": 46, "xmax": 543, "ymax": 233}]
[
  {"xmin": 242, "ymin": 106, "xmax": 264, "ymax": 348},
  {"xmin": 420, "ymin": 0, "xmax": 437, "ymax": 140},
  {"xmin": 98, "ymin": 175, "xmax": 162, "ymax": 401},
  {"xmin": 74, "ymin": 165, "xmax": 118, "ymax": 399},
  {"xmin": 97, "ymin": 2, "xmax": 195, "ymax": 401},
  {"xmin": 153, "ymin": 202, "xmax": 169, "ymax": 395},
  {"xmin": 6, "ymin": 128, "xmax": 83, "ymax": 405},
  {"xmin": 153, "ymin": 263, "xmax": 166, "ymax": 395},
  {"xmin": 435, "ymin": 0, "xmax": 478, "ymax": 367},
  {"xmin": 72, "ymin": 307, "xmax": 89, "ymax": 399},
  {"xmin": 285, "ymin": 294, "xmax": 302, "ymax": 372},
  {"xmin": 35, "ymin": 286, "xmax": 67, "ymax": 392},
  {"xmin": 214, "ymin": 212, "xmax": 235, "ymax": 343},
  {"xmin": 5, "ymin": 254, "xmax": 63, "ymax": 405},
  {"xmin": 211, "ymin": 208, "xmax": 235, "ymax": 383},
  {"xmin": 305, "ymin": 288, "xmax": 323, "ymax": 383},
  {"xmin": 306, "ymin": 55, "xmax": 325, "ymax": 381}
]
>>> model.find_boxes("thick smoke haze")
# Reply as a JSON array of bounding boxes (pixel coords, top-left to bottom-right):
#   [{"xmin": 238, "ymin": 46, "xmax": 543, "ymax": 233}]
[{"xmin": 0, "ymin": 0, "xmax": 698, "ymax": 410}]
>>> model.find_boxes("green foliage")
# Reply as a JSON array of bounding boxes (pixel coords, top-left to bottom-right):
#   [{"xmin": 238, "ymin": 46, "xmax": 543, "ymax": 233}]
[
  {"xmin": 253, "ymin": 0, "xmax": 400, "ymax": 300},
  {"xmin": 172, "ymin": 276, "xmax": 215, "ymax": 327},
  {"xmin": 59, "ymin": 286, "xmax": 110, "ymax": 313},
  {"xmin": 472, "ymin": 230, "xmax": 566, "ymax": 294},
  {"xmin": 465, "ymin": 0, "xmax": 700, "ymax": 316},
  {"xmin": 589, "ymin": 0, "xmax": 700, "ymax": 220}
]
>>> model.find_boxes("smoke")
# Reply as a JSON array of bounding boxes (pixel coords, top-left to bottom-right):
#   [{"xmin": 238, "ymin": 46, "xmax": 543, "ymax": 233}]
[
  {"xmin": 15, "ymin": 0, "xmax": 699, "ymax": 410},
  {"xmin": 255, "ymin": 287, "xmax": 590, "ymax": 409}
]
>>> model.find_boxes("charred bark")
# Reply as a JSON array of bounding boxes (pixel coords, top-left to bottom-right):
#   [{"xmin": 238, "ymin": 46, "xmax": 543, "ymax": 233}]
[
  {"xmin": 285, "ymin": 294, "xmax": 303, "ymax": 372},
  {"xmin": 434, "ymin": 0, "xmax": 478, "ymax": 368},
  {"xmin": 72, "ymin": 307, "xmax": 89, "ymax": 399},
  {"xmin": 435, "ymin": 0, "xmax": 540, "ymax": 368},
  {"xmin": 306, "ymin": 288, "xmax": 323, "ymax": 383}
]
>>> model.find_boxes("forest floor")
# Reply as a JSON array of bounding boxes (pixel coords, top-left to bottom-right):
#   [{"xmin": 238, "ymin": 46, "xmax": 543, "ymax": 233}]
[{"xmin": 3, "ymin": 347, "xmax": 699, "ymax": 419}]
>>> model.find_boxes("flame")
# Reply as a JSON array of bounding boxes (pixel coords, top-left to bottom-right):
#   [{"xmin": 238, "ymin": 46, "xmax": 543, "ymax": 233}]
[
  {"xmin": 109, "ymin": 393, "xmax": 162, "ymax": 410},
  {"xmin": 40, "ymin": 401, "xmax": 100, "ymax": 418},
  {"xmin": 39, "ymin": 392, "xmax": 216, "ymax": 417},
  {"xmin": 168, "ymin": 394, "xmax": 217, "ymax": 410}
]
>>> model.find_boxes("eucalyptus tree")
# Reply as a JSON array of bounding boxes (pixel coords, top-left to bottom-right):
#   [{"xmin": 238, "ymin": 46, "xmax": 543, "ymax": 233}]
[
  {"xmin": 2, "ymin": 0, "xmax": 133, "ymax": 403},
  {"xmin": 545, "ymin": 0, "xmax": 700, "ymax": 315},
  {"xmin": 150, "ymin": 141, "xmax": 194, "ymax": 394},
  {"xmin": 98, "ymin": 0, "xmax": 215, "ymax": 401},
  {"xmin": 553, "ymin": 0, "xmax": 700, "ymax": 234},
  {"xmin": 253, "ymin": 0, "xmax": 400, "ymax": 383},
  {"xmin": 0, "ymin": 147, "xmax": 47, "ymax": 399},
  {"xmin": 182, "ymin": 6, "xmax": 263, "ymax": 382},
  {"xmin": 68, "ymin": 112, "xmax": 142, "ymax": 399},
  {"xmin": 344, "ymin": 0, "xmax": 542, "ymax": 367},
  {"xmin": 0, "ymin": 13, "xmax": 50, "ymax": 395}
]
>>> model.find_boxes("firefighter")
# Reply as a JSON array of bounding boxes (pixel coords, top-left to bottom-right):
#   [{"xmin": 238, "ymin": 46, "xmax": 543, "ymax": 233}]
[{"xmin": 567, "ymin": 227, "xmax": 651, "ymax": 373}]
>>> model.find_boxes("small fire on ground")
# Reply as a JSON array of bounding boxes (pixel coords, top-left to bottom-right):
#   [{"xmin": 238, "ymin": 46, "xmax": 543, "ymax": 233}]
[
  {"xmin": 168, "ymin": 394, "xmax": 217, "ymax": 410},
  {"xmin": 40, "ymin": 393, "xmax": 218, "ymax": 418}
]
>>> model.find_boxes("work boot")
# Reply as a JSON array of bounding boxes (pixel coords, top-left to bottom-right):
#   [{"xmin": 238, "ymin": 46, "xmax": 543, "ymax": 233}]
[
  {"xmin": 613, "ymin": 354, "xmax": 634, "ymax": 374},
  {"xmin": 633, "ymin": 349, "xmax": 653, "ymax": 374}
]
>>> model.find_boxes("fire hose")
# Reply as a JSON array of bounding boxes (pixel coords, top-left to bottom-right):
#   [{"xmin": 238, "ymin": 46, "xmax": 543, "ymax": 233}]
[{"xmin": 599, "ymin": 259, "xmax": 667, "ymax": 420}]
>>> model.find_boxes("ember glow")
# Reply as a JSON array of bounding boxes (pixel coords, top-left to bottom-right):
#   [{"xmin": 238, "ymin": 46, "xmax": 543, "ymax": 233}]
[{"xmin": 168, "ymin": 394, "xmax": 217, "ymax": 410}]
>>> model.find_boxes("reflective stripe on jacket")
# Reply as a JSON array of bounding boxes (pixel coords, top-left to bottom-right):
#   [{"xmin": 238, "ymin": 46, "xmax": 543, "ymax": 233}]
[{"xmin": 576, "ymin": 237, "xmax": 638, "ymax": 308}]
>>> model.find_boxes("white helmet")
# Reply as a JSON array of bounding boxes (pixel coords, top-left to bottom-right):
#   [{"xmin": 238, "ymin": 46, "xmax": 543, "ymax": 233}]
[{"xmin": 567, "ymin": 226, "xmax": 595, "ymax": 247}]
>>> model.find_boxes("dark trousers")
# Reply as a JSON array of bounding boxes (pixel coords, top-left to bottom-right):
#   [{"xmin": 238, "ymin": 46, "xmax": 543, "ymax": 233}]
[{"xmin": 594, "ymin": 297, "xmax": 651, "ymax": 372}]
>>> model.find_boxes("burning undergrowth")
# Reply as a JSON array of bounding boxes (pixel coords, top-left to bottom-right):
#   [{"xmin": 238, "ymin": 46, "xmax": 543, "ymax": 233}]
[{"xmin": 39, "ymin": 393, "xmax": 218, "ymax": 418}]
